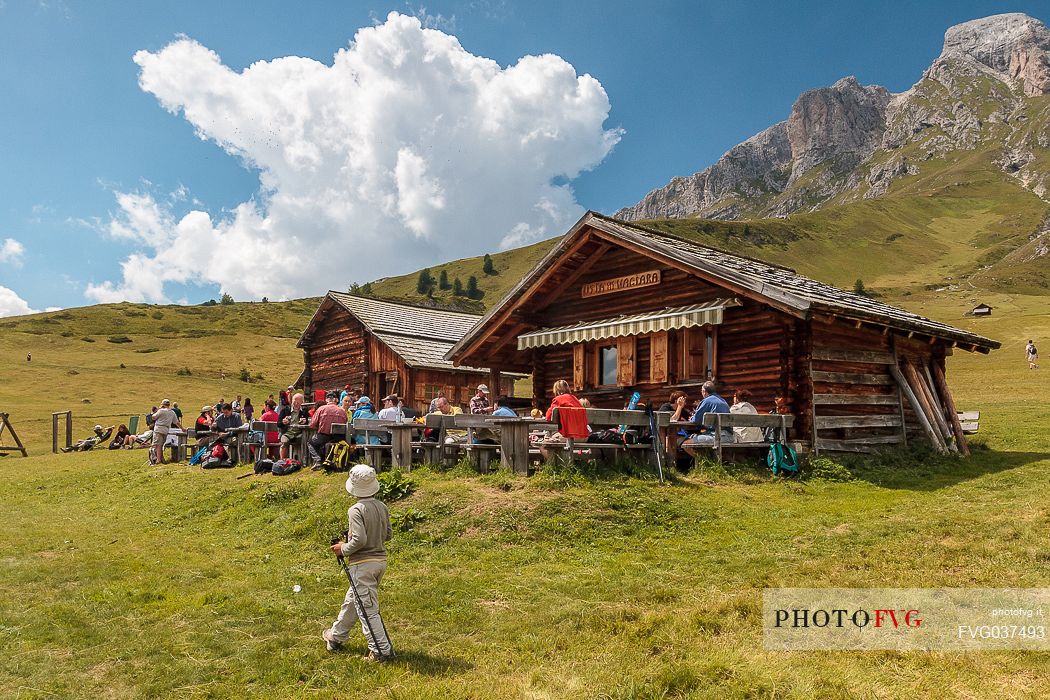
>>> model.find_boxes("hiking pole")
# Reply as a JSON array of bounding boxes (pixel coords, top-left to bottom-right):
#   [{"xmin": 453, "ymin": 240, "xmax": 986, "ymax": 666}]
[
  {"xmin": 646, "ymin": 404, "xmax": 664, "ymax": 484},
  {"xmin": 330, "ymin": 537, "xmax": 394, "ymax": 658}
]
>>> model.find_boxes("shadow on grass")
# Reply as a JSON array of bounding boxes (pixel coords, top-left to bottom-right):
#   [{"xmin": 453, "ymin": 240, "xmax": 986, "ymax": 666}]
[
  {"xmin": 680, "ymin": 444, "xmax": 1050, "ymax": 492},
  {"xmin": 843, "ymin": 446, "xmax": 1049, "ymax": 491},
  {"xmin": 383, "ymin": 649, "xmax": 474, "ymax": 675}
]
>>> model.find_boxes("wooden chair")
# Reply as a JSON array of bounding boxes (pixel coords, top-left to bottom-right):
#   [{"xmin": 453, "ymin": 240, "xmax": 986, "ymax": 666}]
[{"xmin": 249, "ymin": 421, "xmax": 282, "ymax": 461}]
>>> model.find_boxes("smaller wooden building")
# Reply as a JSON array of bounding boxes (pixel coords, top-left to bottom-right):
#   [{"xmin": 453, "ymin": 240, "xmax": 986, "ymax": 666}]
[
  {"xmin": 447, "ymin": 212, "xmax": 1000, "ymax": 455},
  {"xmin": 969, "ymin": 303, "xmax": 993, "ymax": 317},
  {"xmin": 298, "ymin": 293, "xmax": 513, "ymax": 411}
]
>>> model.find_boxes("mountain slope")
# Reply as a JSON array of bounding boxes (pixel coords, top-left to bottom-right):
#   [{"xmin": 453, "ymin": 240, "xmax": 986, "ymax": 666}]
[{"xmin": 615, "ymin": 13, "xmax": 1050, "ymax": 224}]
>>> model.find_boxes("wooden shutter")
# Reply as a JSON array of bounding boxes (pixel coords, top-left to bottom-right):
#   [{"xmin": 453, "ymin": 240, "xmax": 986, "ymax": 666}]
[
  {"xmin": 683, "ymin": 328, "xmax": 705, "ymax": 379},
  {"xmin": 617, "ymin": 336, "xmax": 636, "ymax": 386},
  {"xmin": 573, "ymin": 344, "xmax": 585, "ymax": 390},
  {"xmin": 650, "ymin": 331, "xmax": 668, "ymax": 384}
]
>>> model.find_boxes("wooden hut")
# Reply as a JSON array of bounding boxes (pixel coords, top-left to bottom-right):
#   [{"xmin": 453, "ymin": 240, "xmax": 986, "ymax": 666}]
[
  {"xmin": 969, "ymin": 303, "xmax": 993, "ymax": 317},
  {"xmin": 447, "ymin": 212, "xmax": 1000, "ymax": 454},
  {"xmin": 298, "ymin": 292, "xmax": 514, "ymax": 411}
]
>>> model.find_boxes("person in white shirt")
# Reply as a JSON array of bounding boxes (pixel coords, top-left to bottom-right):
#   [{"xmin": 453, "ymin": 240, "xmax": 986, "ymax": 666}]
[
  {"xmin": 150, "ymin": 398, "xmax": 182, "ymax": 464},
  {"xmin": 730, "ymin": 389, "xmax": 763, "ymax": 443},
  {"xmin": 376, "ymin": 395, "xmax": 403, "ymax": 422}
]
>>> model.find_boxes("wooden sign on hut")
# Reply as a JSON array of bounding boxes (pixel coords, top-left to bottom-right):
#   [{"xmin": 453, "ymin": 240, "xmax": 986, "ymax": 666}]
[{"xmin": 446, "ymin": 212, "xmax": 1000, "ymax": 455}]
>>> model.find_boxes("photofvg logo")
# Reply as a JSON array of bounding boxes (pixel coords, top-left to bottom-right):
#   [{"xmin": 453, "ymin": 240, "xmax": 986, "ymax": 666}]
[
  {"xmin": 773, "ymin": 607, "xmax": 923, "ymax": 630},
  {"xmin": 763, "ymin": 589, "xmax": 1050, "ymax": 650}
]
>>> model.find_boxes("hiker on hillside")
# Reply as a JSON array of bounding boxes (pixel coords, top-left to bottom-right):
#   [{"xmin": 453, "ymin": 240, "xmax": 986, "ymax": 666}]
[
  {"xmin": 322, "ymin": 465, "xmax": 394, "ymax": 661},
  {"xmin": 1026, "ymin": 339, "xmax": 1039, "ymax": 369}
]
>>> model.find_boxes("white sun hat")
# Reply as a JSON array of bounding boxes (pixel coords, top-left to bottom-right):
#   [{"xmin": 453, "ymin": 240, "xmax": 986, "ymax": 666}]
[{"xmin": 346, "ymin": 464, "xmax": 380, "ymax": 497}]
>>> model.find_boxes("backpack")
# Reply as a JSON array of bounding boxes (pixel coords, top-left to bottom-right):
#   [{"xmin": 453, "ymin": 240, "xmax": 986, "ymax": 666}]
[
  {"xmin": 211, "ymin": 442, "xmax": 228, "ymax": 460},
  {"xmin": 272, "ymin": 458, "xmax": 303, "ymax": 476},
  {"xmin": 767, "ymin": 442, "xmax": 800, "ymax": 476},
  {"xmin": 322, "ymin": 440, "xmax": 351, "ymax": 470},
  {"xmin": 189, "ymin": 446, "xmax": 208, "ymax": 466},
  {"xmin": 254, "ymin": 458, "xmax": 274, "ymax": 474}
]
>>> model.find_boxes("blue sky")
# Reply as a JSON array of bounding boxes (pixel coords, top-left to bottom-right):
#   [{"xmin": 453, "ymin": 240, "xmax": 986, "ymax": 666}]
[{"xmin": 0, "ymin": 0, "xmax": 1046, "ymax": 313}]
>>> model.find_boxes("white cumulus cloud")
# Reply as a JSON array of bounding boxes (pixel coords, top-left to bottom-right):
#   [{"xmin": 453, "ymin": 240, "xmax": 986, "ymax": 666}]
[
  {"xmin": 0, "ymin": 238, "xmax": 25, "ymax": 267},
  {"xmin": 0, "ymin": 286, "xmax": 36, "ymax": 317},
  {"xmin": 87, "ymin": 12, "xmax": 621, "ymax": 303}
]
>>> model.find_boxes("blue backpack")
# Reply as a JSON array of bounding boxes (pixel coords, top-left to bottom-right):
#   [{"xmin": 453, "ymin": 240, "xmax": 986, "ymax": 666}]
[{"xmin": 189, "ymin": 446, "xmax": 208, "ymax": 466}]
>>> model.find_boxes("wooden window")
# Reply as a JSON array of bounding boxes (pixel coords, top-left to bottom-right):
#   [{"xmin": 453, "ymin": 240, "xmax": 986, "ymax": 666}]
[
  {"xmin": 599, "ymin": 345, "xmax": 618, "ymax": 386},
  {"xmin": 680, "ymin": 327, "xmax": 718, "ymax": 381},
  {"xmin": 422, "ymin": 384, "xmax": 443, "ymax": 401}
]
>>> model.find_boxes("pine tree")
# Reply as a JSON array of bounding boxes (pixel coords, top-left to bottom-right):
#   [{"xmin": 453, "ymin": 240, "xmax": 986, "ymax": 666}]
[
  {"xmin": 482, "ymin": 254, "xmax": 495, "ymax": 275},
  {"xmin": 452, "ymin": 277, "xmax": 464, "ymax": 296},
  {"xmin": 466, "ymin": 275, "xmax": 481, "ymax": 299},
  {"xmin": 853, "ymin": 279, "xmax": 870, "ymax": 297},
  {"xmin": 220, "ymin": 292, "xmax": 234, "ymax": 305},
  {"xmin": 360, "ymin": 282, "xmax": 374, "ymax": 296},
  {"xmin": 416, "ymin": 268, "xmax": 435, "ymax": 295},
  {"xmin": 439, "ymin": 269, "xmax": 451, "ymax": 290}
]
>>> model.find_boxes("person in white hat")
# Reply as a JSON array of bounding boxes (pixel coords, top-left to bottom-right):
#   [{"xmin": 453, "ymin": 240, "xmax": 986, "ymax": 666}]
[
  {"xmin": 469, "ymin": 384, "xmax": 492, "ymax": 415},
  {"xmin": 323, "ymin": 464, "xmax": 394, "ymax": 660}
]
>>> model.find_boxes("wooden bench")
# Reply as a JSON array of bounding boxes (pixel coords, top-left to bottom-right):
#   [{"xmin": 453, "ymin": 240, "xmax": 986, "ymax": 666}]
[
  {"xmin": 957, "ymin": 411, "xmax": 980, "ymax": 434},
  {"xmin": 416, "ymin": 414, "xmax": 466, "ymax": 468},
  {"xmin": 546, "ymin": 408, "xmax": 670, "ymax": 467},
  {"xmin": 350, "ymin": 419, "xmax": 417, "ymax": 470},
  {"xmin": 691, "ymin": 412, "xmax": 795, "ymax": 463},
  {"xmin": 453, "ymin": 415, "xmax": 505, "ymax": 473},
  {"xmin": 249, "ymin": 421, "xmax": 282, "ymax": 461}
]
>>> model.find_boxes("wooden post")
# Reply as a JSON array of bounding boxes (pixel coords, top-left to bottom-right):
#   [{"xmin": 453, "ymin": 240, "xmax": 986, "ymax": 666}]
[
  {"xmin": 921, "ymin": 361, "xmax": 957, "ymax": 451},
  {"xmin": 0, "ymin": 413, "xmax": 28, "ymax": 457},
  {"xmin": 931, "ymin": 360, "xmax": 970, "ymax": 456},
  {"xmin": 891, "ymin": 365, "xmax": 945, "ymax": 452},
  {"xmin": 713, "ymin": 413, "xmax": 723, "ymax": 464},
  {"xmin": 496, "ymin": 419, "xmax": 529, "ymax": 476},
  {"xmin": 52, "ymin": 411, "xmax": 72, "ymax": 454},
  {"xmin": 489, "ymin": 368, "xmax": 501, "ymax": 399},
  {"xmin": 389, "ymin": 424, "xmax": 414, "ymax": 471}
]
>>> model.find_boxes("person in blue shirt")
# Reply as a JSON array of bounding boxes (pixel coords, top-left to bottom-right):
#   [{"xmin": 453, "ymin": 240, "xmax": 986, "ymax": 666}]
[
  {"xmin": 682, "ymin": 381, "xmax": 732, "ymax": 455},
  {"xmin": 491, "ymin": 396, "xmax": 517, "ymax": 418}
]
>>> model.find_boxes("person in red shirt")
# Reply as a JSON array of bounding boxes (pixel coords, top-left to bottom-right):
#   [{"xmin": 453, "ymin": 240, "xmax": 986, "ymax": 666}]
[
  {"xmin": 541, "ymin": 380, "xmax": 590, "ymax": 460},
  {"xmin": 308, "ymin": 391, "xmax": 349, "ymax": 470},
  {"xmin": 259, "ymin": 399, "xmax": 280, "ymax": 459}
]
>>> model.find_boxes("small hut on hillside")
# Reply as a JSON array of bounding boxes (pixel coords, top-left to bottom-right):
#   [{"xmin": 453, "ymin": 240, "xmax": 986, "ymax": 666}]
[
  {"xmin": 298, "ymin": 293, "xmax": 514, "ymax": 411},
  {"xmin": 969, "ymin": 303, "xmax": 993, "ymax": 317},
  {"xmin": 446, "ymin": 212, "xmax": 1000, "ymax": 454}
]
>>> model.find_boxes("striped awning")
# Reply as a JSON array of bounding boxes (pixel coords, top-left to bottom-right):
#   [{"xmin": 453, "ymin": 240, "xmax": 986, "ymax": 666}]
[{"xmin": 517, "ymin": 298, "xmax": 740, "ymax": 350}]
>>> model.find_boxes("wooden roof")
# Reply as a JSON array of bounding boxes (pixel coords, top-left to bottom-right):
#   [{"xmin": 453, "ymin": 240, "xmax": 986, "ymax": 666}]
[
  {"xmin": 299, "ymin": 293, "xmax": 490, "ymax": 373},
  {"xmin": 447, "ymin": 212, "xmax": 1000, "ymax": 366}
]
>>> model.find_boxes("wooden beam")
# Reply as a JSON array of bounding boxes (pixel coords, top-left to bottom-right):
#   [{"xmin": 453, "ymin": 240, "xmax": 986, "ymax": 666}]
[
  {"xmin": 811, "ymin": 348, "xmax": 895, "ymax": 364},
  {"xmin": 931, "ymin": 361, "xmax": 970, "ymax": 456},
  {"xmin": 811, "ymin": 371, "xmax": 894, "ymax": 385},
  {"xmin": 534, "ymin": 242, "xmax": 613, "ymax": 309},
  {"xmin": 814, "ymin": 415, "xmax": 903, "ymax": 429},
  {"xmin": 812, "ymin": 393, "xmax": 899, "ymax": 405},
  {"xmin": 905, "ymin": 359, "xmax": 955, "ymax": 451},
  {"xmin": 816, "ymin": 435, "xmax": 905, "ymax": 452},
  {"xmin": 890, "ymin": 364, "xmax": 946, "ymax": 453}
]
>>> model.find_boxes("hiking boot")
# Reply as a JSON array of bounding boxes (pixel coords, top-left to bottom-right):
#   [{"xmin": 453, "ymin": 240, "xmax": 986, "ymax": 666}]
[
  {"xmin": 311, "ymin": 462, "xmax": 324, "ymax": 471},
  {"xmin": 363, "ymin": 650, "xmax": 392, "ymax": 663},
  {"xmin": 321, "ymin": 629, "xmax": 343, "ymax": 652}
]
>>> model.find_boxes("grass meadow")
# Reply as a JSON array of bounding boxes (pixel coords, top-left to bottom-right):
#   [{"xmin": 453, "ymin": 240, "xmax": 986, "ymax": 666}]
[{"xmin": 0, "ymin": 292, "xmax": 1048, "ymax": 698}]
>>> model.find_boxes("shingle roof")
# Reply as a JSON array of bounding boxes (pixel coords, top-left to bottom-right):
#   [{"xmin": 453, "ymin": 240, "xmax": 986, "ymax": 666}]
[
  {"xmin": 447, "ymin": 212, "xmax": 1000, "ymax": 360},
  {"xmin": 308, "ymin": 293, "xmax": 489, "ymax": 372}
]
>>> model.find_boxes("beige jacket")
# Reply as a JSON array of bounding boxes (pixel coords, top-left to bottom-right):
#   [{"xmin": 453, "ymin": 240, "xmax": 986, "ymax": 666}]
[{"xmin": 340, "ymin": 497, "xmax": 392, "ymax": 564}]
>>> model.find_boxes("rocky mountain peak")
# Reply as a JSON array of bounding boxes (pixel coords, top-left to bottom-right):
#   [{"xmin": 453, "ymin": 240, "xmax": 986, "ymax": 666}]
[{"xmin": 938, "ymin": 13, "xmax": 1050, "ymax": 96}]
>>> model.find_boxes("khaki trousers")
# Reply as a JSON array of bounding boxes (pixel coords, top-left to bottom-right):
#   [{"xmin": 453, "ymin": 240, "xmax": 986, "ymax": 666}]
[{"xmin": 329, "ymin": 559, "xmax": 392, "ymax": 655}]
